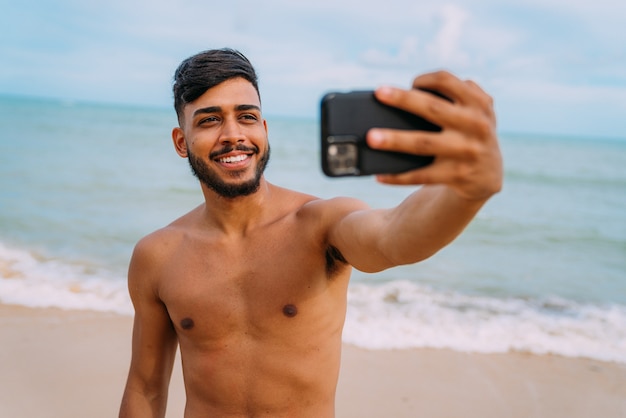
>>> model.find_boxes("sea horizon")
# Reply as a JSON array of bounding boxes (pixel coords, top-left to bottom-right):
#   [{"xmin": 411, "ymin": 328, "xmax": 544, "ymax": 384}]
[{"xmin": 2, "ymin": 92, "xmax": 625, "ymax": 144}]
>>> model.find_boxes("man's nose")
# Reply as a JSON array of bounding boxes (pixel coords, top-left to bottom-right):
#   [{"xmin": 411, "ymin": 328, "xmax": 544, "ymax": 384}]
[{"xmin": 219, "ymin": 118, "xmax": 244, "ymax": 144}]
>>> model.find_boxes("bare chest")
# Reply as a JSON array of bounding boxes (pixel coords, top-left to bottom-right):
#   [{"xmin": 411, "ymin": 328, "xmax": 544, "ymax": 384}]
[{"xmin": 157, "ymin": 226, "xmax": 348, "ymax": 346}]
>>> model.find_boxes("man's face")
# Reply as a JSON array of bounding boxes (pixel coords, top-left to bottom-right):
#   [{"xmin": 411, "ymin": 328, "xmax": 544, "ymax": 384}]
[{"xmin": 174, "ymin": 78, "xmax": 270, "ymax": 198}]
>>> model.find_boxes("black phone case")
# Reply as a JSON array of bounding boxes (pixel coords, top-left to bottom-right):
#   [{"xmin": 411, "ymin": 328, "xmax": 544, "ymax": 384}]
[{"xmin": 320, "ymin": 91, "xmax": 442, "ymax": 177}]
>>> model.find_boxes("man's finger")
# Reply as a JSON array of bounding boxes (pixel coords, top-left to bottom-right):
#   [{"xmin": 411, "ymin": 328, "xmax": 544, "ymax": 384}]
[{"xmin": 367, "ymin": 129, "xmax": 476, "ymax": 159}]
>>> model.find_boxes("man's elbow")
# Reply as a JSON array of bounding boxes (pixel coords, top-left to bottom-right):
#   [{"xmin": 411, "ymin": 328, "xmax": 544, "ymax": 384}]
[{"xmin": 119, "ymin": 381, "xmax": 168, "ymax": 418}]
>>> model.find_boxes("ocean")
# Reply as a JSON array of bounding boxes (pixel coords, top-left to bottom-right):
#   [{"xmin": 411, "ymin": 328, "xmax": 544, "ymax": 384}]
[{"xmin": 1, "ymin": 95, "xmax": 625, "ymax": 363}]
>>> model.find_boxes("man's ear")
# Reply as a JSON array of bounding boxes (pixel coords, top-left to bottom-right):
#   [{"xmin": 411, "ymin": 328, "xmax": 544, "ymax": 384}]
[{"xmin": 172, "ymin": 127, "xmax": 188, "ymax": 158}]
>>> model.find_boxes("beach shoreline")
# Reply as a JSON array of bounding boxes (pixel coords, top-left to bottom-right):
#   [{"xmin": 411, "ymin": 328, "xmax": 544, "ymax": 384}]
[{"xmin": 1, "ymin": 304, "xmax": 624, "ymax": 418}]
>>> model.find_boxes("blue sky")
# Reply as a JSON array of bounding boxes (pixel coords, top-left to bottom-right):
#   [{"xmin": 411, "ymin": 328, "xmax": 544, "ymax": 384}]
[{"xmin": 2, "ymin": 0, "xmax": 625, "ymax": 139}]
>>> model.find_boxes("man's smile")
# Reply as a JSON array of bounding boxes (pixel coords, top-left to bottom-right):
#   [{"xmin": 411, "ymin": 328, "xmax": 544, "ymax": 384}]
[{"xmin": 217, "ymin": 154, "xmax": 250, "ymax": 164}]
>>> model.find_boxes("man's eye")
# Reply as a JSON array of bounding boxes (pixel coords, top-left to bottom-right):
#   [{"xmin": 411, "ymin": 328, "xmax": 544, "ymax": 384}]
[
  {"xmin": 199, "ymin": 116, "xmax": 219, "ymax": 124},
  {"xmin": 241, "ymin": 114, "xmax": 257, "ymax": 121}
]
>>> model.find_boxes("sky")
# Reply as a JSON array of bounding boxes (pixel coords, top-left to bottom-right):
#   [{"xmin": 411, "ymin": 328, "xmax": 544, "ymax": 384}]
[{"xmin": 2, "ymin": 0, "xmax": 625, "ymax": 139}]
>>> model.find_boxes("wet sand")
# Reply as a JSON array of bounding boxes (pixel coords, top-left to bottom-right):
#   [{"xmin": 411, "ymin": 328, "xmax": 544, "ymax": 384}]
[{"xmin": 1, "ymin": 304, "xmax": 624, "ymax": 418}]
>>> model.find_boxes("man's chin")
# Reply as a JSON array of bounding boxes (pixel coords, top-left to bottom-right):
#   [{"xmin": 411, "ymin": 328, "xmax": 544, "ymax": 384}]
[
  {"xmin": 220, "ymin": 167, "xmax": 253, "ymax": 178},
  {"xmin": 204, "ymin": 178, "xmax": 262, "ymax": 199}
]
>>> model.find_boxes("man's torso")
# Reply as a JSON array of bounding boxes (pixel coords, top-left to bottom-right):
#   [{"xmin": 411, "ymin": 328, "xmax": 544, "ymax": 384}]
[{"xmin": 150, "ymin": 188, "xmax": 353, "ymax": 417}]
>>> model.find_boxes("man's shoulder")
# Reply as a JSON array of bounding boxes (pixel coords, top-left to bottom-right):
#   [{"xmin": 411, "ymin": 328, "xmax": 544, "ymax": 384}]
[
  {"xmin": 132, "ymin": 209, "xmax": 198, "ymax": 261},
  {"xmin": 131, "ymin": 226, "xmax": 180, "ymax": 265},
  {"xmin": 298, "ymin": 195, "xmax": 369, "ymax": 220},
  {"xmin": 271, "ymin": 185, "xmax": 366, "ymax": 219},
  {"xmin": 137, "ymin": 203, "xmax": 204, "ymax": 243},
  {"xmin": 266, "ymin": 185, "xmax": 368, "ymax": 233}
]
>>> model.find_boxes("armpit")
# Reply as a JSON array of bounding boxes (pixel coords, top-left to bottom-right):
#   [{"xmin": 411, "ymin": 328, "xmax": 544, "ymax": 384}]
[{"xmin": 325, "ymin": 245, "xmax": 348, "ymax": 278}]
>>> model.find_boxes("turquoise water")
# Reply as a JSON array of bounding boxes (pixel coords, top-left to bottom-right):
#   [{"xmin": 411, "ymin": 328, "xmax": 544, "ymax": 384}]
[{"xmin": 1, "ymin": 95, "xmax": 625, "ymax": 362}]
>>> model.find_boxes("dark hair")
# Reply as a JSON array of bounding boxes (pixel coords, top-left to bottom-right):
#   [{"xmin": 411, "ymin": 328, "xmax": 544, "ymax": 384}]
[{"xmin": 172, "ymin": 48, "xmax": 259, "ymax": 122}]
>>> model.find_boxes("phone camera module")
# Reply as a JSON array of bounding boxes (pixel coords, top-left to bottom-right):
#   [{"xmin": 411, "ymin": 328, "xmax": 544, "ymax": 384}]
[{"xmin": 327, "ymin": 143, "xmax": 358, "ymax": 176}]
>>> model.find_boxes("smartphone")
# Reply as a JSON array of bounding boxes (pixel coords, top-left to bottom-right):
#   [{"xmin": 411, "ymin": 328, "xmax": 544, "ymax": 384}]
[{"xmin": 320, "ymin": 90, "xmax": 444, "ymax": 177}]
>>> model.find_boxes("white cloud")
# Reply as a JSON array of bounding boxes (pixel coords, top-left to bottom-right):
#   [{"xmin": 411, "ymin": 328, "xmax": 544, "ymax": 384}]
[
  {"xmin": 1, "ymin": 0, "xmax": 625, "ymax": 137},
  {"xmin": 427, "ymin": 4, "xmax": 470, "ymax": 67}
]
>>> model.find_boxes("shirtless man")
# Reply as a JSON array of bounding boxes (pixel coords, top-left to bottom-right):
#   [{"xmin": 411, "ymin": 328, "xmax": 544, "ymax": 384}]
[{"xmin": 119, "ymin": 48, "xmax": 502, "ymax": 418}]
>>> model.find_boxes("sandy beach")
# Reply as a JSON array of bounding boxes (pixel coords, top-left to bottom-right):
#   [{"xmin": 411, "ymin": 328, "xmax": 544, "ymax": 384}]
[{"xmin": 1, "ymin": 304, "xmax": 624, "ymax": 418}]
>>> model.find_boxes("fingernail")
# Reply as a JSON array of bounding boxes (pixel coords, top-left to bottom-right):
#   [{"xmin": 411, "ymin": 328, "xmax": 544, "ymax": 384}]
[
  {"xmin": 375, "ymin": 86, "xmax": 394, "ymax": 99},
  {"xmin": 368, "ymin": 129, "xmax": 383, "ymax": 146}
]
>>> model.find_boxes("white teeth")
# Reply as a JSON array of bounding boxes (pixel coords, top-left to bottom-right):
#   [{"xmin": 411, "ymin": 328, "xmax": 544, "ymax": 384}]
[{"xmin": 219, "ymin": 154, "xmax": 248, "ymax": 163}]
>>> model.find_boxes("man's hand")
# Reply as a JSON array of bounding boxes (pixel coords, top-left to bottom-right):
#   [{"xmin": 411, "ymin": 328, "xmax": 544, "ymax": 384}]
[{"xmin": 366, "ymin": 71, "xmax": 503, "ymax": 202}]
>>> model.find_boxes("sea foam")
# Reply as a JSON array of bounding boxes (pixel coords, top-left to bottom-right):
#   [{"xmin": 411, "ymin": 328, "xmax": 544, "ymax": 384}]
[
  {"xmin": 2, "ymin": 242, "xmax": 624, "ymax": 364},
  {"xmin": 344, "ymin": 281, "xmax": 626, "ymax": 363},
  {"xmin": 0, "ymin": 242, "xmax": 131, "ymax": 315}
]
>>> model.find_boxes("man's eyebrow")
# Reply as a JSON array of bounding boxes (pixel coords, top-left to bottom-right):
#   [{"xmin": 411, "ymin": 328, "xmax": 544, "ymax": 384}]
[
  {"xmin": 192, "ymin": 104, "xmax": 261, "ymax": 118},
  {"xmin": 235, "ymin": 104, "xmax": 261, "ymax": 112},
  {"xmin": 193, "ymin": 106, "xmax": 221, "ymax": 118}
]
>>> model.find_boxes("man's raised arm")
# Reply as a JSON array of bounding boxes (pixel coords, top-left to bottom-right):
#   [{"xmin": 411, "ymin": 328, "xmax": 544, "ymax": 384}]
[{"xmin": 329, "ymin": 71, "xmax": 502, "ymax": 273}]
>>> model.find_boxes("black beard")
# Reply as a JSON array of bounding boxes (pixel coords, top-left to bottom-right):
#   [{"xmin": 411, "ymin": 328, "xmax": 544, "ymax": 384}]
[{"xmin": 187, "ymin": 143, "xmax": 271, "ymax": 199}]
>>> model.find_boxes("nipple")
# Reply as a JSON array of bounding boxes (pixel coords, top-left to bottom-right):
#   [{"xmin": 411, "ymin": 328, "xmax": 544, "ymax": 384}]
[
  {"xmin": 282, "ymin": 304, "xmax": 298, "ymax": 318},
  {"xmin": 180, "ymin": 317, "xmax": 195, "ymax": 330}
]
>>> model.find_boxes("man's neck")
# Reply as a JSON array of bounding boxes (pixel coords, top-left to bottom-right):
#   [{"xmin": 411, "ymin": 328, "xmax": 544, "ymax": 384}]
[{"xmin": 199, "ymin": 179, "xmax": 273, "ymax": 236}]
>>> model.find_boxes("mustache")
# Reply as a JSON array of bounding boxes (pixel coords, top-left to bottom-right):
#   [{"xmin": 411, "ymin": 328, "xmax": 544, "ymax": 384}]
[{"xmin": 209, "ymin": 144, "xmax": 259, "ymax": 159}]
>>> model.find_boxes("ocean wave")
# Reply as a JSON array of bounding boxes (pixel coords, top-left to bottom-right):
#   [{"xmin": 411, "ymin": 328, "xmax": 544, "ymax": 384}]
[
  {"xmin": 2, "ymin": 242, "xmax": 625, "ymax": 363},
  {"xmin": 0, "ymin": 242, "xmax": 132, "ymax": 315},
  {"xmin": 344, "ymin": 281, "xmax": 626, "ymax": 364}
]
